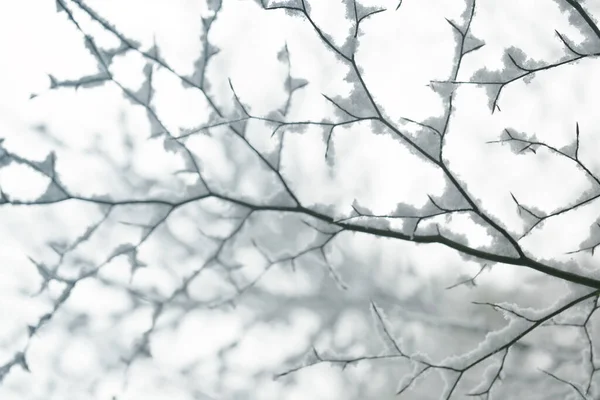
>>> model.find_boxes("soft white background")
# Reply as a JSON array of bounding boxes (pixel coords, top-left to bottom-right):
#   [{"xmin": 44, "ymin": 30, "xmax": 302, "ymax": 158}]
[{"xmin": 1, "ymin": 0, "xmax": 600, "ymax": 399}]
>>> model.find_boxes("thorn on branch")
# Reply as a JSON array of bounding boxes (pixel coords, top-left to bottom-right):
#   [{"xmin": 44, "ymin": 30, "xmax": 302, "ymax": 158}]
[
  {"xmin": 320, "ymin": 247, "xmax": 347, "ymax": 290},
  {"xmin": 555, "ymin": 30, "xmax": 585, "ymax": 57},
  {"xmin": 510, "ymin": 192, "xmax": 542, "ymax": 221},
  {"xmin": 324, "ymin": 125, "xmax": 336, "ymax": 160},
  {"xmin": 29, "ymin": 256, "xmax": 54, "ymax": 282},
  {"xmin": 445, "ymin": 264, "xmax": 489, "ymax": 290},
  {"xmin": 322, "ymin": 93, "xmax": 360, "ymax": 119},
  {"xmin": 472, "ymin": 301, "xmax": 536, "ymax": 322},
  {"xmin": 575, "ymin": 121, "xmax": 580, "ymax": 160},
  {"xmin": 427, "ymin": 195, "xmax": 448, "ymax": 212},
  {"xmin": 567, "ymin": 222, "xmax": 600, "ymax": 256},
  {"xmin": 446, "ymin": 17, "xmax": 464, "ymax": 36},
  {"xmin": 507, "ymin": 53, "xmax": 532, "ymax": 72},
  {"xmin": 312, "ymin": 346, "xmax": 322, "ymax": 361},
  {"xmin": 463, "ymin": 42, "xmax": 485, "ymax": 56},
  {"xmin": 370, "ymin": 301, "xmax": 404, "ymax": 355},
  {"xmin": 354, "ymin": 5, "xmax": 386, "ymax": 36},
  {"xmin": 396, "ymin": 366, "xmax": 431, "ymax": 395},
  {"xmin": 228, "ymin": 78, "xmax": 250, "ymax": 117}
]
